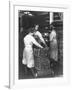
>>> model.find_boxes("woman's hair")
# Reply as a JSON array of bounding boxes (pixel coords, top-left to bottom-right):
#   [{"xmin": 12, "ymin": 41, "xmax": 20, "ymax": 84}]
[
  {"xmin": 48, "ymin": 23, "xmax": 55, "ymax": 33},
  {"xmin": 50, "ymin": 24, "xmax": 55, "ymax": 31},
  {"xmin": 27, "ymin": 27, "xmax": 34, "ymax": 34},
  {"xmin": 34, "ymin": 24, "xmax": 39, "ymax": 27}
]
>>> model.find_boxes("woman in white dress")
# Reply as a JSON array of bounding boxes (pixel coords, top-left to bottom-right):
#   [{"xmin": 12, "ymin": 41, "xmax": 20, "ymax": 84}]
[{"xmin": 22, "ymin": 28, "xmax": 44, "ymax": 77}]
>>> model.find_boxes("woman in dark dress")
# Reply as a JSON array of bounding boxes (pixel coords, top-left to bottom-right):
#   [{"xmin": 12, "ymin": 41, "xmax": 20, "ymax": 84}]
[{"xmin": 49, "ymin": 25, "xmax": 58, "ymax": 67}]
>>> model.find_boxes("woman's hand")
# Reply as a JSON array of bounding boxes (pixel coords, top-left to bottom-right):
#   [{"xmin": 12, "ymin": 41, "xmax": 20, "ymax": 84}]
[{"xmin": 41, "ymin": 46, "xmax": 43, "ymax": 49}]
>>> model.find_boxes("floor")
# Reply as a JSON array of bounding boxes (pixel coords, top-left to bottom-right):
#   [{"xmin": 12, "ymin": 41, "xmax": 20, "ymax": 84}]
[{"xmin": 19, "ymin": 57, "xmax": 63, "ymax": 79}]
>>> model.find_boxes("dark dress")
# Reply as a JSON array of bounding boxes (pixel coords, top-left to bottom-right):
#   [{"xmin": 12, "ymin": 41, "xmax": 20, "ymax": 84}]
[{"xmin": 49, "ymin": 30, "xmax": 58, "ymax": 61}]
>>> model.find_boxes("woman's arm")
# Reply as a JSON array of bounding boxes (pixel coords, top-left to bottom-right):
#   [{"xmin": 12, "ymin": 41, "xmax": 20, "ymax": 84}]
[
  {"xmin": 35, "ymin": 31, "xmax": 46, "ymax": 45},
  {"xmin": 32, "ymin": 36, "xmax": 43, "ymax": 48}
]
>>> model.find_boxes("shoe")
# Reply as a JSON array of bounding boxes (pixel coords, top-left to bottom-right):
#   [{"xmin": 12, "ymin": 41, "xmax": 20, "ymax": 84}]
[
  {"xmin": 34, "ymin": 73, "xmax": 38, "ymax": 78},
  {"xmin": 30, "ymin": 68, "xmax": 38, "ymax": 78}
]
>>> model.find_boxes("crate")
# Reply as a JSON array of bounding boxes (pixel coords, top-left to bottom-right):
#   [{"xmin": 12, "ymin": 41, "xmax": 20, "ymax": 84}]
[
  {"xmin": 34, "ymin": 48, "xmax": 51, "ymax": 70},
  {"xmin": 37, "ymin": 69, "xmax": 54, "ymax": 77},
  {"xmin": 34, "ymin": 48, "xmax": 55, "ymax": 77},
  {"xmin": 34, "ymin": 56, "xmax": 50, "ymax": 70}
]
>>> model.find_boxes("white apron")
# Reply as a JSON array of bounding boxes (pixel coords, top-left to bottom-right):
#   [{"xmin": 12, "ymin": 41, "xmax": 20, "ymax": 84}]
[{"xmin": 22, "ymin": 46, "xmax": 34, "ymax": 68}]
